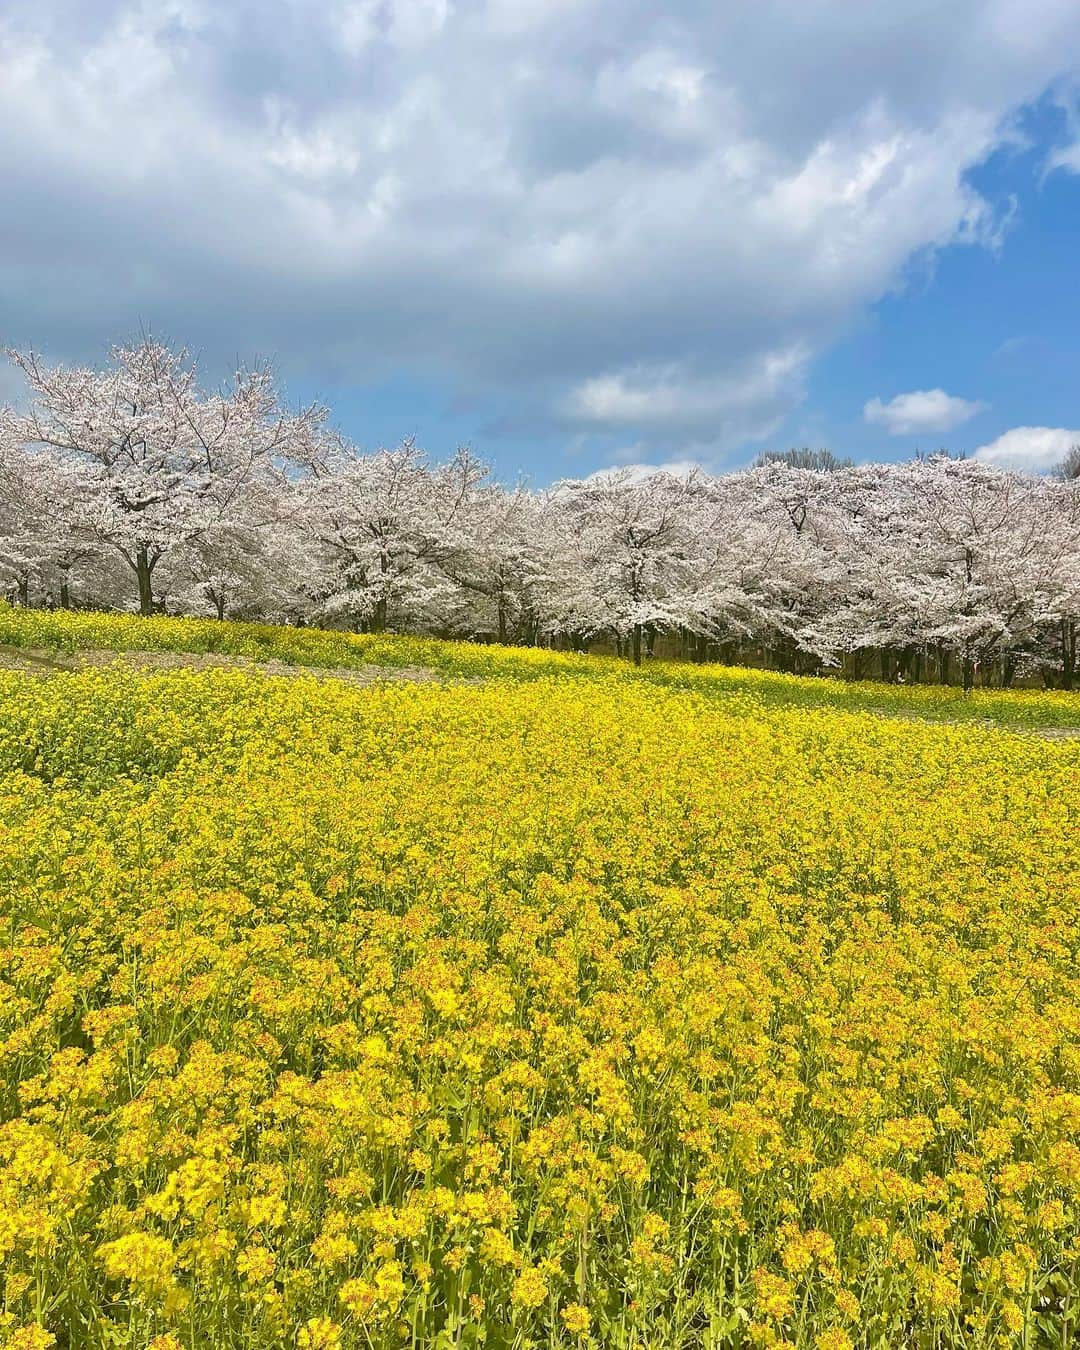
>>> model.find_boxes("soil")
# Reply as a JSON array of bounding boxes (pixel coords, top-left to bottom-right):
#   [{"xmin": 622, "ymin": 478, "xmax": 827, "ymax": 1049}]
[
  {"xmin": 0, "ymin": 644, "xmax": 1075, "ymax": 737},
  {"xmin": 0, "ymin": 644, "xmax": 447, "ymax": 687}
]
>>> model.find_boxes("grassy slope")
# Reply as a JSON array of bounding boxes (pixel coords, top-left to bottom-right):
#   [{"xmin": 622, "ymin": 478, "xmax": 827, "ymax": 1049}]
[{"xmin": 0, "ymin": 603, "xmax": 1078, "ymax": 730}]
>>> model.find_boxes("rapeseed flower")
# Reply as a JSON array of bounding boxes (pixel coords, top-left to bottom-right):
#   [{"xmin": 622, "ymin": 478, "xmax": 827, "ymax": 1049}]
[{"xmin": 0, "ymin": 616, "xmax": 1075, "ymax": 1346}]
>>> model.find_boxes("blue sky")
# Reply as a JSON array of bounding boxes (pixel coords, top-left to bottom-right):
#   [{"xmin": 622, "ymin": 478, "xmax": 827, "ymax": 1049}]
[
  {"xmin": 299, "ymin": 95, "xmax": 1080, "ymax": 484},
  {"xmin": 1, "ymin": 1, "xmax": 1079, "ymax": 484},
  {"xmin": 802, "ymin": 96, "xmax": 1080, "ymax": 471}
]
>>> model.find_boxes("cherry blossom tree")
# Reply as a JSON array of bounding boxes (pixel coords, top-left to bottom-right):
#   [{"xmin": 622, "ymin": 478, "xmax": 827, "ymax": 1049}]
[
  {"xmin": 2, "ymin": 342, "xmax": 1079, "ymax": 689},
  {"xmin": 435, "ymin": 473, "xmax": 555, "ymax": 644},
  {"xmin": 550, "ymin": 469, "xmax": 708, "ymax": 663},
  {"xmin": 6, "ymin": 339, "xmax": 325, "ymax": 615},
  {"xmin": 298, "ymin": 438, "xmax": 469, "ymax": 632}
]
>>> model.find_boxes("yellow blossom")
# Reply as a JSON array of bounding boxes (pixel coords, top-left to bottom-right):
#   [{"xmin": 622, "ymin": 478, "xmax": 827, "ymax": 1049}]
[{"xmin": 511, "ymin": 1266, "xmax": 548, "ymax": 1311}]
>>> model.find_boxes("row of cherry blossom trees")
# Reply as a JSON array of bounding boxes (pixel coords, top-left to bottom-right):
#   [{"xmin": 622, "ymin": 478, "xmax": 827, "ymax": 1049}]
[{"xmin": 1, "ymin": 340, "xmax": 1078, "ymax": 688}]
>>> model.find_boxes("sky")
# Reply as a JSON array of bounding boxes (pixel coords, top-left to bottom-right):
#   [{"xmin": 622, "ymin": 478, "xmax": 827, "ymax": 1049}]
[{"xmin": 1, "ymin": 0, "xmax": 1080, "ymax": 485}]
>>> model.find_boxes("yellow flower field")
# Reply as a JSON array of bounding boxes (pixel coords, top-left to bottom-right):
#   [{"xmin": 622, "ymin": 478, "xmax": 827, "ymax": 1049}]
[{"xmin": 0, "ymin": 623, "xmax": 1078, "ymax": 1347}]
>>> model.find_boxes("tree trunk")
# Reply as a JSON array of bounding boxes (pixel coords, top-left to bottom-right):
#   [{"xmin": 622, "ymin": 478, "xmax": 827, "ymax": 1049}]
[
  {"xmin": 879, "ymin": 648, "xmax": 892, "ymax": 683},
  {"xmin": 135, "ymin": 545, "xmax": 155, "ymax": 617},
  {"xmin": 903, "ymin": 647, "xmax": 923, "ymax": 684},
  {"xmin": 17, "ymin": 572, "xmax": 29, "ymax": 607},
  {"xmin": 59, "ymin": 575, "xmax": 71, "ymax": 609},
  {"xmin": 632, "ymin": 623, "xmax": 642, "ymax": 667},
  {"xmin": 518, "ymin": 607, "xmax": 539, "ymax": 647},
  {"xmin": 1062, "ymin": 619, "xmax": 1076, "ymax": 691}
]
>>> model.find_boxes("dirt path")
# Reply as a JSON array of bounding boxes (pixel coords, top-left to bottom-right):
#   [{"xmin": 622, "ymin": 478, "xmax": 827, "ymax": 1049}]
[
  {"xmin": 1, "ymin": 644, "xmax": 1076, "ymax": 737},
  {"xmin": 844, "ymin": 701, "xmax": 1080, "ymax": 741},
  {"xmin": 0, "ymin": 644, "xmax": 449, "ymax": 687}
]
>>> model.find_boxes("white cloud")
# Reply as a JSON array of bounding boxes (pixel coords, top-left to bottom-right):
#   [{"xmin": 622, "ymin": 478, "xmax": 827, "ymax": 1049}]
[
  {"xmin": 334, "ymin": 0, "xmax": 449, "ymax": 53},
  {"xmin": 566, "ymin": 347, "xmax": 808, "ymax": 449},
  {"xmin": 973, "ymin": 426, "xmax": 1080, "ymax": 470},
  {"xmin": 584, "ymin": 459, "xmax": 703, "ymax": 484},
  {"xmin": 1047, "ymin": 140, "xmax": 1080, "ymax": 173},
  {"xmin": 993, "ymin": 334, "xmax": 1032, "ymax": 357},
  {"xmin": 864, "ymin": 389, "xmax": 987, "ymax": 436},
  {"xmin": 1044, "ymin": 82, "xmax": 1080, "ymax": 176},
  {"xmin": 0, "ymin": 0, "xmax": 1078, "ymax": 462}
]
